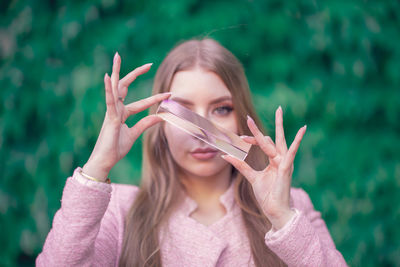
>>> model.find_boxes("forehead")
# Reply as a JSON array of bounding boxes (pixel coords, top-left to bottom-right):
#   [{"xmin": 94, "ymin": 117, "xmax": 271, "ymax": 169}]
[{"xmin": 169, "ymin": 69, "xmax": 232, "ymax": 101}]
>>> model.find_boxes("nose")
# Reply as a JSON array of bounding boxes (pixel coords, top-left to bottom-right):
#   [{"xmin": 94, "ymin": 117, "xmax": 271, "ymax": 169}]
[
  {"xmin": 189, "ymin": 107, "xmax": 213, "ymax": 143},
  {"xmin": 193, "ymin": 107, "xmax": 209, "ymax": 120}
]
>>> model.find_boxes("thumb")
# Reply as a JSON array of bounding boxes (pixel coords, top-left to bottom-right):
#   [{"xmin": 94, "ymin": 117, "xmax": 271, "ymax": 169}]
[
  {"xmin": 221, "ymin": 154, "xmax": 256, "ymax": 184},
  {"xmin": 128, "ymin": 115, "xmax": 163, "ymax": 141}
]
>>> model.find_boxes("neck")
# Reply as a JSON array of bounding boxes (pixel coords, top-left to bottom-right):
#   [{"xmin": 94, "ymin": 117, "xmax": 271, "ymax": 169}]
[{"xmin": 179, "ymin": 166, "xmax": 232, "ymax": 209}]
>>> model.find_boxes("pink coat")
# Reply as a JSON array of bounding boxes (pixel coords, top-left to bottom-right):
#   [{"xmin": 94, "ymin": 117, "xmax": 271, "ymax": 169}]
[{"xmin": 36, "ymin": 168, "xmax": 347, "ymax": 266}]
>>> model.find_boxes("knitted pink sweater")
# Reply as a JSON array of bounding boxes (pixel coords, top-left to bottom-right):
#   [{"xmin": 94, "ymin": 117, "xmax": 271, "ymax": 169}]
[{"xmin": 36, "ymin": 168, "xmax": 347, "ymax": 266}]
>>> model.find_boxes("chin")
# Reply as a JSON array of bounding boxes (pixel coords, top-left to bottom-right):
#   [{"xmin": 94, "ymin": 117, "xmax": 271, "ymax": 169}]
[{"xmin": 182, "ymin": 160, "xmax": 228, "ymax": 178}]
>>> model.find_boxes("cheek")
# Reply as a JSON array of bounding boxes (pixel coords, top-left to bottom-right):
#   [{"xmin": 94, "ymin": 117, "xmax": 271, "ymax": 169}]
[
  {"xmin": 213, "ymin": 113, "xmax": 239, "ymax": 134},
  {"xmin": 164, "ymin": 124, "xmax": 191, "ymax": 159}
]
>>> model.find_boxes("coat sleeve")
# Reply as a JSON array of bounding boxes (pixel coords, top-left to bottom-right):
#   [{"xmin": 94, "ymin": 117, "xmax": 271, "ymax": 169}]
[
  {"xmin": 264, "ymin": 188, "xmax": 347, "ymax": 267},
  {"xmin": 36, "ymin": 168, "xmax": 121, "ymax": 267}
]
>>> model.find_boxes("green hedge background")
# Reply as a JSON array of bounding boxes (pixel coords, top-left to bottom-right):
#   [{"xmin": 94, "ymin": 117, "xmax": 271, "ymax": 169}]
[{"xmin": 1, "ymin": 0, "xmax": 399, "ymax": 266}]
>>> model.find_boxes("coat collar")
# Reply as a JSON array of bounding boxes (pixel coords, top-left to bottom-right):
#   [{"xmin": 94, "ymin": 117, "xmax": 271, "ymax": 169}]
[
  {"xmin": 179, "ymin": 179, "xmax": 236, "ymax": 217},
  {"xmin": 158, "ymin": 179, "xmax": 237, "ymax": 266}
]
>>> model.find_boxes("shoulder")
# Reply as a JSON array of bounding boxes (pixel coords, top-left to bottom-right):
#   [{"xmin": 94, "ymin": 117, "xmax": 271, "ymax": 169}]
[{"xmin": 289, "ymin": 187, "xmax": 316, "ymax": 213}]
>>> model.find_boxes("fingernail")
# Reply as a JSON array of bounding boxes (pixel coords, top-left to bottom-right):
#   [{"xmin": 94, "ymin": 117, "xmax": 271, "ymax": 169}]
[
  {"xmin": 221, "ymin": 155, "xmax": 227, "ymax": 159},
  {"xmin": 303, "ymin": 125, "xmax": 307, "ymax": 129},
  {"xmin": 144, "ymin": 63, "xmax": 153, "ymax": 68},
  {"xmin": 278, "ymin": 105, "xmax": 282, "ymax": 112},
  {"xmin": 162, "ymin": 92, "xmax": 172, "ymax": 96},
  {"xmin": 114, "ymin": 52, "xmax": 119, "ymax": 63},
  {"xmin": 247, "ymin": 115, "xmax": 254, "ymax": 122},
  {"xmin": 240, "ymin": 135, "xmax": 249, "ymax": 139}
]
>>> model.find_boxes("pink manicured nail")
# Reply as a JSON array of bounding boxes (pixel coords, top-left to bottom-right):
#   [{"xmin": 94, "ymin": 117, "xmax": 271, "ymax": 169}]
[
  {"xmin": 240, "ymin": 135, "xmax": 249, "ymax": 139},
  {"xmin": 247, "ymin": 115, "xmax": 254, "ymax": 122},
  {"xmin": 114, "ymin": 52, "xmax": 119, "ymax": 63}
]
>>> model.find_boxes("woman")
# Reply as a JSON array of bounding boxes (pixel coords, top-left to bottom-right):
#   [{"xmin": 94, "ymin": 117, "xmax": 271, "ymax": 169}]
[{"xmin": 36, "ymin": 39, "xmax": 347, "ymax": 266}]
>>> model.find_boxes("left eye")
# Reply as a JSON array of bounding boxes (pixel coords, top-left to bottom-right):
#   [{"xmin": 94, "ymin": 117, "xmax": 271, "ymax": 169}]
[{"xmin": 213, "ymin": 106, "xmax": 233, "ymax": 116}]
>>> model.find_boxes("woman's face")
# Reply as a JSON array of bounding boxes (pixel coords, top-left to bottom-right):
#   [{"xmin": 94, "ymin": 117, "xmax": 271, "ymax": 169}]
[{"xmin": 164, "ymin": 68, "xmax": 238, "ymax": 178}]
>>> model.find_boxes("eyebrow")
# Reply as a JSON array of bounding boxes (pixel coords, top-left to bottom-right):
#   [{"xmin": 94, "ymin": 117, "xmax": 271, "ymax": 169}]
[{"xmin": 171, "ymin": 96, "xmax": 232, "ymax": 106}]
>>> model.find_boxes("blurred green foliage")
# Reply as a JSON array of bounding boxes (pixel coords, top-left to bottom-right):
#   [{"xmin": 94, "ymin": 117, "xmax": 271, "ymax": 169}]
[{"xmin": 1, "ymin": 0, "xmax": 399, "ymax": 266}]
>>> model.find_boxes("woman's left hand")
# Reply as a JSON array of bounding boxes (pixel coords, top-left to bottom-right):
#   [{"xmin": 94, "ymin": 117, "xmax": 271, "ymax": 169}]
[{"xmin": 222, "ymin": 106, "xmax": 307, "ymax": 230}]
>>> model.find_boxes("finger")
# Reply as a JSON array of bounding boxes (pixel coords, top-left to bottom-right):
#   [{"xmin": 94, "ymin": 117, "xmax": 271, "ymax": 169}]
[
  {"xmin": 240, "ymin": 135, "xmax": 276, "ymax": 150},
  {"xmin": 124, "ymin": 92, "xmax": 172, "ymax": 117},
  {"xmin": 221, "ymin": 154, "xmax": 257, "ymax": 184},
  {"xmin": 119, "ymin": 86, "xmax": 128, "ymax": 102},
  {"xmin": 128, "ymin": 114, "xmax": 164, "ymax": 141},
  {"xmin": 104, "ymin": 74, "xmax": 117, "ymax": 118},
  {"xmin": 111, "ymin": 52, "xmax": 121, "ymax": 103},
  {"xmin": 275, "ymin": 106, "xmax": 288, "ymax": 154},
  {"xmin": 119, "ymin": 63, "xmax": 153, "ymax": 96},
  {"xmin": 282, "ymin": 125, "xmax": 307, "ymax": 171},
  {"xmin": 247, "ymin": 116, "xmax": 277, "ymax": 159},
  {"xmin": 240, "ymin": 135, "xmax": 258, "ymax": 145}
]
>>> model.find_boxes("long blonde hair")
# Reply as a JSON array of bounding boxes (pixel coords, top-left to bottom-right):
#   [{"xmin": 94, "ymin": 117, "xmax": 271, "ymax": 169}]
[{"xmin": 119, "ymin": 39, "xmax": 286, "ymax": 267}]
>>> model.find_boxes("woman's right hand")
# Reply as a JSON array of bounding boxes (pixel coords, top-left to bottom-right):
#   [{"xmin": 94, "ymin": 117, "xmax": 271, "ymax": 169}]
[{"xmin": 82, "ymin": 53, "xmax": 171, "ymax": 181}]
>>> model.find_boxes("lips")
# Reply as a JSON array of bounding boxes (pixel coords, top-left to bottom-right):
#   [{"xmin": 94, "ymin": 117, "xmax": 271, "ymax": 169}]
[
  {"xmin": 190, "ymin": 147, "xmax": 219, "ymax": 160},
  {"xmin": 191, "ymin": 147, "xmax": 218, "ymax": 153}
]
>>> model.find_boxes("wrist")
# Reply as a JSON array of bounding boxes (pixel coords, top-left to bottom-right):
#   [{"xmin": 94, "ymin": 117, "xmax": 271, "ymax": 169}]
[
  {"xmin": 268, "ymin": 209, "xmax": 296, "ymax": 231},
  {"xmin": 82, "ymin": 161, "xmax": 110, "ymax": 182}
]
